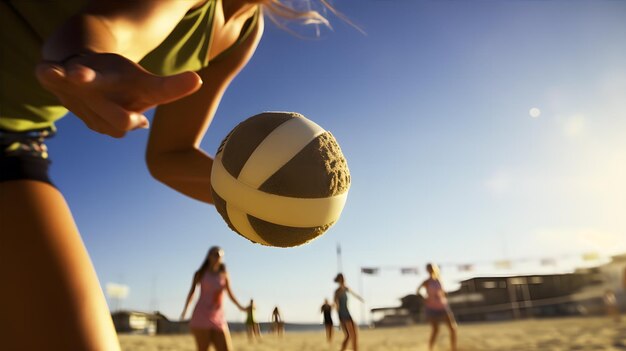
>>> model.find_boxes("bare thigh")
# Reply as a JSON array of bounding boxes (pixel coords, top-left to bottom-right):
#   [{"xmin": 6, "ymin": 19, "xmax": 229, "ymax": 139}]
[
  {"xmin": 428, "ymin": 317, "xmax": 441, "ymax": 327},
  {"xmin": 210, "ymin": 328, "xmax": 233, "ymax": 351},
  {"xmin": 192, "ymin": 328, "xmax": 211, "ymax": 351},
  {"xmin": 0, "ymin": 180, "xmax": 119, "ymax": 351},
  {"xmin": 192, "ymin": 328, "xmax": 233, "ymax": 351},
  {"xmin": 340, "ymin": 320, "xmax": 349, "ymax": 336},
  {"xmin": 346, "ymin": 320, "xmax": 358, "ymax": 338},
  {"xmin": 443, "ymin": 312, "xmax": 457, "ymax": 330}
]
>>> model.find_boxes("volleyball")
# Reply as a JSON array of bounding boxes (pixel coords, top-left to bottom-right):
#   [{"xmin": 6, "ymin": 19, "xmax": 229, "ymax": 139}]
[{"xmin": 210, "ymin": 112, "xmax": 350, "ymax": 247}]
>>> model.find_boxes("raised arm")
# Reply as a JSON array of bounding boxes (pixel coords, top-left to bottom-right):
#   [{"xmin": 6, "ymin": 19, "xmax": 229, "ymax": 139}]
[
  {"xmin": 347, "ymin": 287, "xmax": 365, "ymax": 303},
  {"xmin": 145, "ymin": 15, "xmax": 264, "ymax": 203},
  {"xmin": 36, "ymin": 0, "xmax": 205, "ymax": 137},
  {"xmin": 181, "ymin": 271, "xmax": 201, "ymax": 320},
  {"xmin": 224, "ymin": 273, "xmax": 246, "ymax": 312},
  {"xmin": 417, "ymin": 279, "xmax": 428, "ymax": 298}
]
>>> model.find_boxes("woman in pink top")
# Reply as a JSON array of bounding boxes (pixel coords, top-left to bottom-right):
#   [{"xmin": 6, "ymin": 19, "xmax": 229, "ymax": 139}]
[
  {"xmin": 418, "ymin": 263, "xmax": 457, "ymax": 351},
  {"xmin": 182, "ymin": 246, "xmax": 246, "ymax": 351}
]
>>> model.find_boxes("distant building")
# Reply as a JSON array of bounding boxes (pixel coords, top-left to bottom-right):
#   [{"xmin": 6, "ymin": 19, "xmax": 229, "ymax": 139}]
[
  {"xmin": 447, "ymin": 272, "xmax": 604, "ymax": 321},
  {"xmin": 370, "ymin": 253, "xmax": 626, "ymax": 325},
  {"xmin": 155, "ymin": 314, "xmax": 190, "ymax": 335},
  {"xmin": 369, "ymin": 307, "xmax": 413, "ymax": 327},
  {"xmin": 371, "ymin": 294, "xmax": 423, "ymax": 327},
  {"xmin": 569, "ymin": 253, "xmax": 626, "ymax": 315},
  {"xmin": 111, "ymin": 311, "xmax": 160, "ymax": 335},
  {"xmin": 111, "ymin": 311, "xmax": 190, "ymax": 335}
]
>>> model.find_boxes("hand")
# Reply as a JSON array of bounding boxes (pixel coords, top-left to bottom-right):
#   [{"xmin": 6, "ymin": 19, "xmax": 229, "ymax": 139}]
[{"xmin": 36, "ymin": 53, "xmax": 202, "ymax": 138}]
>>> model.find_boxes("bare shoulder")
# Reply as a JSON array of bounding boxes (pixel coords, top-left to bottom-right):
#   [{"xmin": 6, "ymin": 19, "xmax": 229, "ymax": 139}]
[
  {"xmin": 231, "ymin": 11, "xmax": 264, "ymax": 64},
  {"xmin": 193, "ymin": 270, "xmax": 203, "ymax": 283},
  {"xmin": 204, "ymin": 10, "xmax": 264, "ymax": 76}
]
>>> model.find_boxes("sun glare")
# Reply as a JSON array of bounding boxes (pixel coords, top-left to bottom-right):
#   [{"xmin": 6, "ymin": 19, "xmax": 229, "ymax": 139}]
[{"xmin": 529, "ymin": 107, "xmax": 541, "ymax": 118}]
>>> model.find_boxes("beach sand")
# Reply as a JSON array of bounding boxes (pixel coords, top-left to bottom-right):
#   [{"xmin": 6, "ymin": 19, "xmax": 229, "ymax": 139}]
[{"xmin": 120, "ymin": 316, "xmax": 626, "ymax": 351}]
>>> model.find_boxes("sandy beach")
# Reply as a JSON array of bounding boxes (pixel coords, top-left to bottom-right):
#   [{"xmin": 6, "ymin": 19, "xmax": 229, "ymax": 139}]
[{"xmin": 119, "ymin": 316, "xmax": 626, "ymax": 351}]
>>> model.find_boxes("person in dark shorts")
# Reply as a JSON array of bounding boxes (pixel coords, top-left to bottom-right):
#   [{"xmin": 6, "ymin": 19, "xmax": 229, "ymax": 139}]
[
  {"xmin": 334, "ymin": 273, "xmax": 364, "ymax": 351},
  {"xmin": 321, "ymin": 298, "xmax": 334, "ymax": 342},
  {"xmin": 271, "ymin": 306, "xmax": 285, "ymax": 336},
  {"xmin": 418, "ymin": 263, "xmax": 458, "ymax": 351}
]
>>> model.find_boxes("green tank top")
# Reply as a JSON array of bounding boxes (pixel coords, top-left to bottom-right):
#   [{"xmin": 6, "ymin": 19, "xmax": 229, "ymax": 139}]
[
  {"xmin": 0, "ymin": 0, "xmax": 259, "ymax": 132},
  {"xmin": 246, "ymin": 307, "xmax": 256, "ymax": 324}
]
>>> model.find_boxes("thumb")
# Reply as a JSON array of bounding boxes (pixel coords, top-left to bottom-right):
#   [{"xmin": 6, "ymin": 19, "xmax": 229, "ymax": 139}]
[
  {"xmin": 66, "ymin": 63, "xmax": 97, "ymax": 84},
  {"xmin": 150, "ymin": 71, "xmax": 203, "ymax": 105}
]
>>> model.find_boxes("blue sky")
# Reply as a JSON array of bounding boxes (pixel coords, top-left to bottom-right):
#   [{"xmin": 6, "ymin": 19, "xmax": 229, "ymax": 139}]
[{"xmin": 47, "ymin": 0, "xmax": 626, "ymax": 323}]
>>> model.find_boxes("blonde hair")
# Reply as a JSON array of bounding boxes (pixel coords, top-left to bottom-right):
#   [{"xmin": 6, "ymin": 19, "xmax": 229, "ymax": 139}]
[
  {"xmin": 259, "ymin": 0, "xmax": 363, "ymax": 35},
  {"xmin": 426, "ymin": 263, "xmax": 441, "ymax": 280}
]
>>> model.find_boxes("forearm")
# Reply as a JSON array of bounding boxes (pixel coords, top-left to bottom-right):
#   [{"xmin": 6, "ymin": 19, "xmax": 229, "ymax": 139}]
[
  {"xmin": 225, "ymin": 283, "xmax": 243, "ymax": 310},
  {"xmin": 228, "ymin": 292, "xmax": 243, "ymax": 309},
  {"xmin": 182, "ymin": 296, "xmax": 192, "ymax": 315},
  {"xmin": 181, "ymin": 281, "xmax": 197, "ymax": 318},
  {"xmin": 144, "ymin": 21, "xmax": 262, "ymax": 201},
  {"xmin": 146, "ymin": 149, "xmax": 214, "ymax": 204}
]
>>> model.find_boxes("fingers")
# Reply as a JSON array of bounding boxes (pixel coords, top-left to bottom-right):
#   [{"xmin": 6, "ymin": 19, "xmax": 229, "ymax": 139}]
[
  {"xmin": 38, "ymin": 58, "xmax": 202, "ymax": 130},
  {"xmin": 36, "ymin": 62, "xmax": 96, "ymax": 89},
  {"xmin": 150, "ymin": 71, "xmax": 203, "ymax": 105},
  {"xmin": 63, "ymin": 63, "xmax": 150, "ymax": 131},
  {"xmin": 56, "ymin": 93, "xmax": 127, "ymax": 138},
  {"xmin": 35, "ymin": 63, "xmax": 67, "ymax": 90},
  {"xmin": 87, "ymin": 93, "xmax": 150, "ymax": 131},
  {"xmin": 76, "ymin": 102, "xmax": 148, "ymax": 138},
  {"xmin": 81, "ymin": 105, "xmax": 128, "ymax": 139},
  {"xmin": 36, "ymin": 61, "xmax": 149, "ymax": 137},
  {"xmin": 66, "ymin": 64, "xmax": 97, "ymax": 84},
  {"xmin": 36, "ymin": 61, "xmax": 96, "ymax": 87}
]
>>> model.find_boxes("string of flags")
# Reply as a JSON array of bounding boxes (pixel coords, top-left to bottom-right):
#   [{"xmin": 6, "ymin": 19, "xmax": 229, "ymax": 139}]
[
  {"xmin": 360, "ymin": 251, "xmax": 604, "ymax": 276},
  {"xmin": 360, "ymin": 267, "xmax": 420, "ymax": 275}
]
